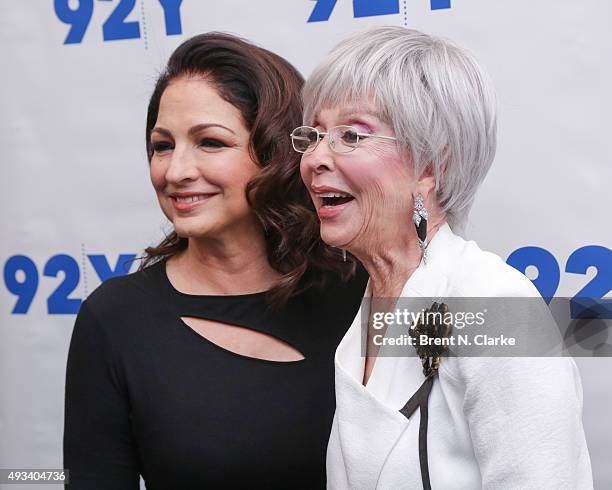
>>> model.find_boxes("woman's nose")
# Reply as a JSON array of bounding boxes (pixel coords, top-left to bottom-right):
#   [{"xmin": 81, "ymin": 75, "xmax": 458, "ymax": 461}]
[
  {"xmin": 165, "ymin": 146, "xmax": 200, "ymax": 183},
  {"xmin": 304, "ymin": 135, "xmax": 336, "ymax": 174}
]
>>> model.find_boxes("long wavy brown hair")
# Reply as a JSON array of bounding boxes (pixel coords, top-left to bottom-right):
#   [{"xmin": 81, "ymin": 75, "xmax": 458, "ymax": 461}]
[{"xmin": 136, "ymin": 32, "xmax": 355, "ymax": 305}]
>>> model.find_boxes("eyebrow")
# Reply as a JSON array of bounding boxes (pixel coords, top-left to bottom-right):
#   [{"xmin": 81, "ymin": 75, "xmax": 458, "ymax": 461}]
[
  {"xmin": 151, "ymin": 123, "xmax": 236, "ymax": 138},
  {"xmin": 337, "ymin": 107, "xmax": 386, "ymax": 121}
]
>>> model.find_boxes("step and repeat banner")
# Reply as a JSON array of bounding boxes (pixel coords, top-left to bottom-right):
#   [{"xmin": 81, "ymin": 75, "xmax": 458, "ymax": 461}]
[{"xmin": 1, "ymin": 0, "xmax": 610, "ymax": 488}]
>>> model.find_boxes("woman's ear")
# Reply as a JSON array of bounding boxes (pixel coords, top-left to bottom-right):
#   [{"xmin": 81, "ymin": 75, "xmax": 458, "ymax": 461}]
[{"xmin": 415, "ymin": 163, "xmax": 437, "ymax": 200}]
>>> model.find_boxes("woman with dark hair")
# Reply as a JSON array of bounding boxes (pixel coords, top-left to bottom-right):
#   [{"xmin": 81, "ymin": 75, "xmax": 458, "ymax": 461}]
[{"xmin": 63, "ymin": 33, "xmax": 367, "ymax": 489}]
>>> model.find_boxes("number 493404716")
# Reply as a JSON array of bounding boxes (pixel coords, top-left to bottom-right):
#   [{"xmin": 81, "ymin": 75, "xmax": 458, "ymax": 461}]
[{"xmin": 54, "ymin": 0, "xmax": 183, "ymax": 44}]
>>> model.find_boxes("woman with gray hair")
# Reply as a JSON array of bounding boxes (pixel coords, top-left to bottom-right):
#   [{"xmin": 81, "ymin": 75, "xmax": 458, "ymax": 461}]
[{"xmin": 292, "ymin": 26, "xmax": 593, "ymax": 489}]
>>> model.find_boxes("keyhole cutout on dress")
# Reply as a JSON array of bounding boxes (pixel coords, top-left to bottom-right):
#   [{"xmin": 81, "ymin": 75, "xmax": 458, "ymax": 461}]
[{"xmin": 181, "ymin": 316, "xmax": 305, "ymax": 362}]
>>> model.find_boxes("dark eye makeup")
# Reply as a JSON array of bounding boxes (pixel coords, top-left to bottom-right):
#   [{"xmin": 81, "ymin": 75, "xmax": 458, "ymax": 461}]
[
  {"xmin": 150, "ymin": 138, "xmax": 228, "ymax": 153},
  {"xmin": 151, "ymin": 141, "xmax": 172, "ymax": 153},
  {"xmin": 199, "ymin": 138, "xmax": 227, "ymax": 149}
]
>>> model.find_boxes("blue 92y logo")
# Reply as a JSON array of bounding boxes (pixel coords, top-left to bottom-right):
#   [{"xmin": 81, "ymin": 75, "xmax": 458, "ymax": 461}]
[
  {"xmin": 54, "ymin": 0, "xmax": 184, "ymax": 44},
  {"xmin": 507, "ymin": 246, "xmax": 611, "ymax": 319},
  {"xmin": 4, "ymin": 253, "xmax": 136, "ymax": 314},
  {"xmin": 3, "ymin": 246, "xmax": 611, "ymax": 318},
  {"xmin": 307, "ymin": 0, "xmax": 451, "ymax": 22}
]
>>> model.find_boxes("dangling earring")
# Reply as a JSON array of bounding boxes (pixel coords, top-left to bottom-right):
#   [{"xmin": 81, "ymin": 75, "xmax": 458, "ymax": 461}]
[
  {"xmin": 412, "ymin": 194, "xmax": 429, "ymax": 263},
  {"xmin": 342, "ymin": 249, "xmax": 347, "ymax": 262}
]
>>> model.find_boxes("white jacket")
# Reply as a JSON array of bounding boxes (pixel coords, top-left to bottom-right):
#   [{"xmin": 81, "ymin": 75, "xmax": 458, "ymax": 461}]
[{"xmin": 326, "ymin": 223, "xmax": 593, "ymax": 489}]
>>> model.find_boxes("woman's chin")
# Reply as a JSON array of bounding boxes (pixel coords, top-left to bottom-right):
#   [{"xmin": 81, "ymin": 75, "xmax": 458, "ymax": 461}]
[
  {"xmin": 320, "ymin": 225, "xmax": 352, "ymax": 250},
  {"xmin": 173, "ymin": 222, "xmax": 213, "ymax": 239}
]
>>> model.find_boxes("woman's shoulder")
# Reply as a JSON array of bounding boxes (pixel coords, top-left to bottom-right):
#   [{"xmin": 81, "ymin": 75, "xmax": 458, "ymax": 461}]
[
  {"xmin": 68, "ymin": 262, "xmax": 166, "ymax": 362},
  {"xmin": 443, "ymin": 229, "xmax": 540, "ymax": 298},
  {"xmin": 81, "ymin": 259, "xmax": 164, "ymax": 320}
]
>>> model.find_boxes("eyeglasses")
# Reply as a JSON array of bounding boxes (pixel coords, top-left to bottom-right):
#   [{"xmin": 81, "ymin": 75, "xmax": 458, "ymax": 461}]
[{"xmin": 289, "ymin": 125, "xmax": 397, "ymax": 154}]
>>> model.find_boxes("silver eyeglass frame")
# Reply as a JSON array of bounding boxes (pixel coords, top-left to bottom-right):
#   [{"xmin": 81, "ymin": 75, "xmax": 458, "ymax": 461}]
[{"xmin": 289, "ymin": 125, "xmax": 397, "ymax": 154}]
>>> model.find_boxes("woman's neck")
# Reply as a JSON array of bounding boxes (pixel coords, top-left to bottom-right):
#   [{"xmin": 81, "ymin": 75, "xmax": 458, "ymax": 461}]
[
  {"xmin": 355, "ymin": 218, "xmax": 446, "ymax": 299},
  {"xmin": 168, "ymin": 225, "xmax": 281, "ymax": 295}
]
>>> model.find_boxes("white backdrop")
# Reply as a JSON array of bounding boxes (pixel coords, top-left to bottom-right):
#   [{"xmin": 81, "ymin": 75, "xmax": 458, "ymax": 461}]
[{"xmin": 1, "ymin": 1, "xmax": 610, "ymax": 488}]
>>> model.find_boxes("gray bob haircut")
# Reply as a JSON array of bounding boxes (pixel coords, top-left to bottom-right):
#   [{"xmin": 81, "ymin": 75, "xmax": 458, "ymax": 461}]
[{"xmin": 302, "ymin": 26, "xmax": 497, "ymax": 230}]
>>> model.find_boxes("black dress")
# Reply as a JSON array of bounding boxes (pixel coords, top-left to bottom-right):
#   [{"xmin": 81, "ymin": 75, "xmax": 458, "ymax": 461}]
[{"xmin": 63, "ymin": 258, "xmax": 368, "ymax": 489}]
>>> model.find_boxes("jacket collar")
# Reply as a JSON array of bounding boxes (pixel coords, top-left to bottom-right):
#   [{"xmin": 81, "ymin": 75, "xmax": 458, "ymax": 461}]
[
  {"xmin": 330, "ymin": 222, "xmax": 466, "ymax": 488},
  {"xmin": 336, "ymin": 221, "xmax": 464, "ymax": 385}
]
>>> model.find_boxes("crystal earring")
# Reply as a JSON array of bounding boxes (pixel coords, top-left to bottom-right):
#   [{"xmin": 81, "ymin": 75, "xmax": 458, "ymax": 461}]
[
  {"xmin": 412, "ymin": 194, "xmax": 429, "ymax": 263},
  {"xmin": 342, "ymin": 249, "xmax": 347, "ymax": 262}
]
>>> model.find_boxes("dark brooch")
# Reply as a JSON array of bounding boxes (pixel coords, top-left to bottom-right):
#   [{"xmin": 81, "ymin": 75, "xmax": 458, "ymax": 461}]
[
  {"xmin": 409, "ymin": 302, "xmax": 453, "ymax": 377},
  {"xmin": 401, "ymin": 302, "xmax": 454, "ymax": 490}
]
